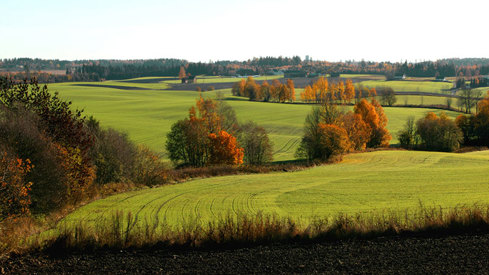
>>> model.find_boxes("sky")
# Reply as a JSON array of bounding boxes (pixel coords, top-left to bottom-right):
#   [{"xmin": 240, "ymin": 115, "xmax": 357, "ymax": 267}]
[{"xmin": 1, "ymin": 0, "xmax": 488, "ymax": 62}]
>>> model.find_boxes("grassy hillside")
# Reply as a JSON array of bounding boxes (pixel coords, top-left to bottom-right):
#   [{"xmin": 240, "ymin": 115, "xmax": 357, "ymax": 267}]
[
  {"xmin": 49, "ymin": 82, "xmax": 461, "ymax": 161},
  {"xmin": 61, "ymin": 150, "xmax": 489, "ymax": 228}
]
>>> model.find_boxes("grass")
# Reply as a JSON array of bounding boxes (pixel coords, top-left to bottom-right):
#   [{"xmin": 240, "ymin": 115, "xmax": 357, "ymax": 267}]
[
  {"xmin": 48, "ymin": 82, "xmax": 462, "ymax": 161},
  {"xmin": 4, "ymin": 149, "xmax": 489, "ymax": 253},
  {"xmin": 360, "ymin": 80, "xmax": 453, "ymax": 93},
  {"xmin": 162, "ymin": 75, "xmax": 284, "ymax": 84},
  {"xmin": 62, "ymin": 80, "xmax": 169, "ymax": 90},
  {"xmin": 396, "ymin": 95, "xmax": 452, "ymax": 106},
  {"xmin": 340, "ymin": 74, "xmax": 385, "ymax": 80},
  {"xmin": 58, "ymin": 150, "xmax": 489, "ymax": 230}
]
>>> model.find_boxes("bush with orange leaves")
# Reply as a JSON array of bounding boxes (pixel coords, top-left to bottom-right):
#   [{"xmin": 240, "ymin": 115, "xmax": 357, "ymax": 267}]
[
  {"xmin": 208, "ymin": 131, "xmax": 244, "ymax": 165},
  {"xmin": 0, "ymin": 152, "xmax": 33, "ymax": 219}
]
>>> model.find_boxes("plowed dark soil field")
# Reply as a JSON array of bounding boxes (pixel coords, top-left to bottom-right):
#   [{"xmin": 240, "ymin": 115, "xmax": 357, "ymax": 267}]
[{"xmin": 4, "ymin": 233, "xmax": 489, "ymax": 274}]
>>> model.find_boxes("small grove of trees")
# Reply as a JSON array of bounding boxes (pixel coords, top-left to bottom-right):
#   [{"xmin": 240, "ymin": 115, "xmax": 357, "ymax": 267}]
[
  {"xmin": 232, "ymin": 77, "xmax": 295, "ymax": 103},
  {"xmin": 456, "ymin": 92, "xmax": 489, "ymax": 146},
  {"xmin": 457, "ymin": 88, "xmax": 482, "ymax": 114},
  {"xmin": 296, "ymin": 99, "xmax": 391, "ymax": 161},
  {"xmin": 398, "ymin": 113, "xmax": 463, "ymax": 152},
  {"xmin": 378, "ymin": 87, "xmax": 397, "ymax": 107},
  {"xmin": 166, "ymin": 96, "xmax": 273, "ymax": 167},
  {"xmin": 300, "ymin": 77, "xmax": 356, "ymax": 104}
]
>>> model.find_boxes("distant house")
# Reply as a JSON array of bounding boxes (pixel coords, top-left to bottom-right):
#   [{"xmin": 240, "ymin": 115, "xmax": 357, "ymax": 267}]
[
  {"xmin": 394, "ymin": 74, "xmax": 406, "ymax": 80},
  {"xmin": 181, "ymin": 75, "xmax": 196, "ymax": 84},
  {"xmin": 435, "ymin": 75, "xmax": 447, "ymax": 82}
]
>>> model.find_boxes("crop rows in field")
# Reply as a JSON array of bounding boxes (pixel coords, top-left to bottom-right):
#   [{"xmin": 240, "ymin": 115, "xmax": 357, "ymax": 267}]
[{"xmin": 62, "ymin": 150, "xmax": 489, "ymax": 229}]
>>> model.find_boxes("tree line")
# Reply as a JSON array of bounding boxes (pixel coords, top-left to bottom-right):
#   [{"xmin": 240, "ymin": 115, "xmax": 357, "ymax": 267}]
[
  {"xmin": 232, "ymin": 77, "xmax": 296, "ymax": 102},
  {"xmin": 5, "ymin": 57, "xmax": 489, "ymax": 84}
]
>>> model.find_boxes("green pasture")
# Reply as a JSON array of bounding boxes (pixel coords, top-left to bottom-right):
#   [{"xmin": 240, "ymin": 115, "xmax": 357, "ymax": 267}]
[
  {"xmin": 49, "ymin": 82, "xmax": 462, "ymax": 161},
  {"xmin": 162, "ymin": 75, "xmax": 283, "ymax": 84},
  {"xmin": 61, "ymin": 80, "xmax": 169, "ymax": 90},
  {"xmin": 360, "ymin": 80, "xmax": 453, "ymax": 93},
  {"xmin": 340, "ymin": 74, "xmax": 385, "ymax": 80},
  {"xmin": 61, "ymin": 150, "xmax": 489, "ymax": 228}
]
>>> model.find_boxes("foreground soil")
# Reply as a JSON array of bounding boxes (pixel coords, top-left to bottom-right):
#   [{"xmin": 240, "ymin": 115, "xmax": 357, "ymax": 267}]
[{"xmin": 3, "ymin": 233, "xmax": 489, "ymax": 274}]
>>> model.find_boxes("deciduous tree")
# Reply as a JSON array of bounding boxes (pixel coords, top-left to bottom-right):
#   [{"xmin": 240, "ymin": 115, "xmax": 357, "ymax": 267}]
[{"xmin": 208, "ymin": 131, "xmax": 244, "ymax": 165}]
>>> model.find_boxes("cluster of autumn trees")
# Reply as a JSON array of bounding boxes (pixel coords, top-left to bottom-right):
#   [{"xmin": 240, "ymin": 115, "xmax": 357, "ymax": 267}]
[
  {"xmin": 0, "ymin": 78, "xmax": 167, "ymax": 219},
  {"xmin": 300, "ymin": 77, "xmax": 387, "ymax": 106},
  {"xmin": 232, "ymin": 77, "xmax": 296, "ymax": 102},
  {"xmin": 300, "ymin": 77, "xmax": 357, "ymax": 104},
  {"xmin": 398, "ymin": 92, "xmax": 489, "ymax": 152},
  {"xmin": 296, "ymin": 99, "xmax": 391, "ymax": 161},
  {"xmin": 166, "ymin": 96, "xmax": 273, "ymax": 167},
  {"xmin": 398, "ymin": 113, "xmax": 462, "ymax": 152}
]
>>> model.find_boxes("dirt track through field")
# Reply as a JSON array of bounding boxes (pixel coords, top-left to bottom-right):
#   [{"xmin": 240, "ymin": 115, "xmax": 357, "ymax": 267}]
[{"xmin": 4, "ymin": 232, "xmax": 489, "ymax": 274}]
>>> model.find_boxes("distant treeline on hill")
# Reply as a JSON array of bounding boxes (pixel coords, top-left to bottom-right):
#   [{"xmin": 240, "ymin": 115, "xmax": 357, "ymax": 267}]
[{"xmin": 3, "ymin": 57, "xmax": 489, "ymax": 82}]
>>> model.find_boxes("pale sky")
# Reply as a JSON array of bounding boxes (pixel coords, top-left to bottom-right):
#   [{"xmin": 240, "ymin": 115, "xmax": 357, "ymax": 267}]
[{"xmin": 1, "ymin": 0, "xmax": 488, "ymax": 62}]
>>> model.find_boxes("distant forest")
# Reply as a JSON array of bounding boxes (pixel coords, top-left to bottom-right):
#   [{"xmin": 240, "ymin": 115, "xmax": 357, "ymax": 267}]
[{"xmin": 2, "ymin": 57, "xmax": 489, "ymax": 83}]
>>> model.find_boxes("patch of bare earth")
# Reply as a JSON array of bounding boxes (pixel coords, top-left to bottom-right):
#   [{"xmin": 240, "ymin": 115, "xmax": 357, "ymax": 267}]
[{"xmin": 3, "ymin": 233, "xmax": 489, "ymax": 274}]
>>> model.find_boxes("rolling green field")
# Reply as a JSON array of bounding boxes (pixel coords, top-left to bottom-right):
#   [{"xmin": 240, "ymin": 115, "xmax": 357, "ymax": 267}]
[
  {"xmin": 360, "ymin": 80, "xmax": 453, "ymax": 93},
  {"xmin": 161, "ymin": 75, "xmax": 283, "ymax": 84},
  {"xmin": 49, "ymin": 81, "xmax": 462, "ymax": 161},
  {"xmin": 61, "ymin": 150, "xmax": 489, "ymax": 228}
]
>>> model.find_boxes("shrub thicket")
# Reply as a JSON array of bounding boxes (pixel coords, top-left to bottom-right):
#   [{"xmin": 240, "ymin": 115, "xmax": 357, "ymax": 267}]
[
  {"xmin": 0, "ymin": 106, "xmax": 74, "ymax": 212},
  {"xmin": 0, "ymin": 78, "xmax": 168, "ymax": 218}
]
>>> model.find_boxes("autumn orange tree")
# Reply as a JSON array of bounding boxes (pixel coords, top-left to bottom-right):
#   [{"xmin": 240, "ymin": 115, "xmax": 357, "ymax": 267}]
[
  {"xmin": 286, "ymin": 79, "xmax": 296, "ymax": 102},
  {"xmin": 313, "ymin": 77, "xmax": 330, "ymax": 103},
  {"xmin": 178, "ymin": 66, "xmax": 186, "ymax": 79},
  {"xmin": 300, "ymin": 85, "xmax": 315, "ymax": 103},
  {"xmin": 317, "ymin": 123, "xmax": 351, "ymax": 160},
  {"xmin": 354, "ymin": 99, "xmax": 391, "ymax": 147},
  {"xmin": 344, "ymin": 79, "xmax": 355, "ymax": 103},
  {"xmin": 339, "ymin": 112, "xmax": 370, "ymax": 150},
  {"xmin": 260, "ymin": 80, "xmax": 271, "ymax": 102},
  {"xmin": 270, "ymin": 79, "xmax": 281, "ymax": 102},
  {"xmin": 208, "ymin": 131, "xmax": 244, "ymax": 165}
]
